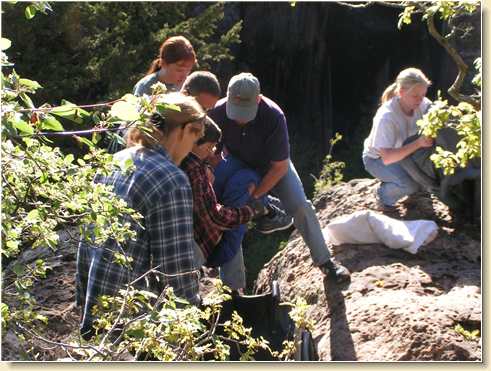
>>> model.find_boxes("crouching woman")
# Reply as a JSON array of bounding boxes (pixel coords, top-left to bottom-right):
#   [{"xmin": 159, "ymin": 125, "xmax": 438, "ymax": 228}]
[
  {"xmin": 362, "ymin": 67, "xmax": 434, "ymax": 210},
  {"xmin": 76, "ymin": 93, "xmax": 205, "ymax": 339}
]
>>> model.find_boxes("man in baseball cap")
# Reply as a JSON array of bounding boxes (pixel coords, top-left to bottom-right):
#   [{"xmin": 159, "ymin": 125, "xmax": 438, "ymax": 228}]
[
  {"xmin": 226, "ymin": 72, "xmax": 261, "ymax": 123},
  {"xmin": 208, "ymin": 72, "xmax": 351, "ymax": 284}
]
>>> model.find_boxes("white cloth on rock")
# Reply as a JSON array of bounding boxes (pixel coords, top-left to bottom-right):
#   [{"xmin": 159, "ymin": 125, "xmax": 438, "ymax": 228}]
[{"xmin": 322, "ymin": 210, "xmax": 438, "ymax": 254}]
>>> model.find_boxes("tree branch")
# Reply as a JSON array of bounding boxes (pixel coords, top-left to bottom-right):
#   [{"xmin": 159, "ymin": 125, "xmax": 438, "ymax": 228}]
[
  {"xmin": 336, "ymin": 1, "xmax": 415, "ymax": 10},
  {"xmin": 15, "ymin": 322, "xmax": 106, "ymax": 359},
  {"xmin": 426, "ymin": 12, "xmax": 480, "ymax": 109}
]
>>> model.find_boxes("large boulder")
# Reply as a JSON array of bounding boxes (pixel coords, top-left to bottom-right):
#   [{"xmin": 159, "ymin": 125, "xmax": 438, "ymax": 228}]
[{"xmin": 254, "ymin": 178, "xmax": 481, "ymax": 361}]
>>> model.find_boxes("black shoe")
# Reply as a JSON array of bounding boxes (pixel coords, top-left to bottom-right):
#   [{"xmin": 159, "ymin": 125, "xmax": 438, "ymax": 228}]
[
  {"xmin": 319, "ymin": 259, "xmax": 351, "ymax": 284},
  {"xmin": 255, "ymin": 203, "xmax": 294, "ymax": 234}
]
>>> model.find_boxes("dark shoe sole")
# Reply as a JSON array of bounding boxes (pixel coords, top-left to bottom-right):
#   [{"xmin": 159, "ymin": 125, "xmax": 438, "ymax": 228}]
[{"xmin": 256, "ymin": 219, "xmax": 294, "ymax": 234}]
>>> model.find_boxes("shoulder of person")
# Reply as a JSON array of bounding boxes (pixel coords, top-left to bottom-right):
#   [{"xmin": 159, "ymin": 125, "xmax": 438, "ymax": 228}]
[
  {"xmin": 143, "ymin": 149, "xmax": 191, "ymax": 191},
  {"xmin": 135, "ymin": 72, "xmax": 157, "ymax": 86},
  {"xmin": 260, "ymin": 96, "xmax": 285, "ymax": 117},
  {"xmin": 207, "ymin": 98, "xmax": 227, "ymax": 121},
  {"xmin": 258, "ymin": 96, "xmax": 287, "ymax": 129},
  {"xmin": 374, "ymin": 98, "xmax": 398, "ymax": 123},
  {"xmin": 180, "ymin": 153, "xmax": 202, "ymax": 173}
]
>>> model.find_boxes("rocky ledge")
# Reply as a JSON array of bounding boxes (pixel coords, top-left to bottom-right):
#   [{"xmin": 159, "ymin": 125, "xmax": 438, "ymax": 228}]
[
  {"xmin": 255, "ymin": 178, "xmax": 481, "ymax": 361},
  {"xmin": 2, "ymin": 179, "xmax": 481, "ymax": 361}
]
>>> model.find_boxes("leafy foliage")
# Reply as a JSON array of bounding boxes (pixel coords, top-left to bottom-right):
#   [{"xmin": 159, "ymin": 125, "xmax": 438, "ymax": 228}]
[
  {"xmin": 398, "ymin": 1, "xmax": 481, "ymax": 175},
  {"xmin": 454, "ymin": 324, "xmax": 480, "ymax": 341},
  {"xmin": 417, "ymin": 95, "xmax": 480, "ymax": 175},
  {"xmin": 397, "ymin": 1, "xmax": 479, "ymax": 30},
  {"xmin": 1, "ymin": 2, "xmax": 242, "ymax": 103},
  {"xmin": 312, "ymin": 132, "xmax": 346, "ymax": 196}
]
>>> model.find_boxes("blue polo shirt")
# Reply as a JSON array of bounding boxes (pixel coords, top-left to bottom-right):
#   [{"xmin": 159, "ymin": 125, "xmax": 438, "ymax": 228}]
[{"xmin": 208, "ymin": 96, "xmax": 290, "ymax": 174}]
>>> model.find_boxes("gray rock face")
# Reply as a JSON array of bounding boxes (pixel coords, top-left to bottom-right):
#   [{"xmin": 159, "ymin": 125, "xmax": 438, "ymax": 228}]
[{"xmin": 255, "ymin": 179, "xmax": 481, "ymax": 361}]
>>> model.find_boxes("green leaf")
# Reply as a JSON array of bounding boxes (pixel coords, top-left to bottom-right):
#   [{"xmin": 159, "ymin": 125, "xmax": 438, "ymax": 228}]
[
  {"xmin": 26, "ymin": 209, "xmax": 40, "ymax": 223},
  {"xmin": 19, "ymin": 93, "xmax": 35, "ymax": 108},
  {"xmin": 25, "ymin": 5, "xmax": 36, "ymax": 19},
  {"xmin": 121, "ymin": 93, "xmax": 139, "ymax": 105},
  {"xmin": 1, "ymin": 38, "xmax": 11, "ymax": 51},
  {"xmin": 19, "ymin": 78, "xmax": 42, "ymax": 91},
  {"xmin": 51, "ymin": 105, "xmax": 77, "ymax": 117},
  {"xmin": 64, "ymin": 153, "xmax": 75, "ymax": 164},
  {"xmin": 40, "ymin": 115, "xmax": 64, "ymax": 131},
  {"xmin": 74, "ymin": 135, "xmax": 95, "ymax": 148},
  {"xmin": 12, "ymin": 263, "xmax": 25, "ymax": 276},
  {"xmin": 110, "ymin": 101, "xmax": 140, "ymax": 121},
  {"xmin": 35, "ymin": 314, "xmax": 48, "ymax": 325},
  {"xmin": 126, "ymin": 328, "xmax": 145, "ymax": 339},
  {"xmin": 51, "ymin": 102, "xmax": 89, "ymax": 124},
  {"xmin": 156, "ymin": 103, "xmax": 181, "ymax": 114},
  {"xmin": 11, "ymin": 118, "xmax": 34, "ymax": 135},
  {"xmin": 5, "ymin": 240, "xmax": 20, "ymax": 255}
]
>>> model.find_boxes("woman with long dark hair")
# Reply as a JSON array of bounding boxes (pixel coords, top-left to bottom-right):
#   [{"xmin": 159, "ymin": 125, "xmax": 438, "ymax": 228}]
[{"xmin": 133, "ymin": 36, "xmax": 196, "ymax": 96}]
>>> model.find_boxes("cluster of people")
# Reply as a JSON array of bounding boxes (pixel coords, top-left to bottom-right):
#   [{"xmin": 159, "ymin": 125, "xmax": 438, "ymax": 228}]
[{"xmin": 77, "ymin": 35, "xmax": 434, "ymax": 339}]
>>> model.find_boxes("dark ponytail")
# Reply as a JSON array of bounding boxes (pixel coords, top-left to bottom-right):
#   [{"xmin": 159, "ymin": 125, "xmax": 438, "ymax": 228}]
[{"xmin": 146, "ymin": 58, "xmax": 162, "ymax": 75}]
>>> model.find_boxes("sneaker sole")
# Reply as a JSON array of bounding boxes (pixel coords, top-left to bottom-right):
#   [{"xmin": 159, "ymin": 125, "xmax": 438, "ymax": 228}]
[{"xmin": 256, "ymin": 220, "xmax": 294, "ymax": 234}]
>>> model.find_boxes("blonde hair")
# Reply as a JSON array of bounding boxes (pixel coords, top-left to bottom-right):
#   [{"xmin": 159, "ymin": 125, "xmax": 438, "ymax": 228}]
[
  {"xmin": 126, "ymin": 93, "xmax": 204, "ymax": 148},
  {"xmin": 380, "ymin": 67, "xmax": 432, "ymax": 104}
]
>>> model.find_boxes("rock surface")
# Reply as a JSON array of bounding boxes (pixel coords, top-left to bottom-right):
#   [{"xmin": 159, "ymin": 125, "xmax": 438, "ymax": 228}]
[
  {"xmin": 254, "ymin": 178, "xmax": 481, "ymax": 361},
  {"xmin": 2, "ymin": 179, "xmax": 481, "ymax": 361}
]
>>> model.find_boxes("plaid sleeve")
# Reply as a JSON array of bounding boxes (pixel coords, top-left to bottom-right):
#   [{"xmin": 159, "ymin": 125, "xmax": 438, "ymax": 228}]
[
  {"xmin": 188, "ymin": 165, "xmax": 254, "ymax": 231},
  {"xmin": 146, "ymin": 185, "xmax": 200, "ymax": 305}
]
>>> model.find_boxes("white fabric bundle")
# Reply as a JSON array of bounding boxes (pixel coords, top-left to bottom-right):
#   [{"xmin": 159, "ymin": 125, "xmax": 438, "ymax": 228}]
[{"xmin": 323, "ymin": 210, "xmax": 438, "ymax": 254}]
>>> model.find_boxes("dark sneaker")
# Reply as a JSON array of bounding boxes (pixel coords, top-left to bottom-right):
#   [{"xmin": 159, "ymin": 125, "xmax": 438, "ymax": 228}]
[
  {"xmin": 255, "ymin": 203, "xmax": 294, "ymax": 234},
  {"xmin": 319, "ymin": 259, "xmax": 351, "ymax": 284}
]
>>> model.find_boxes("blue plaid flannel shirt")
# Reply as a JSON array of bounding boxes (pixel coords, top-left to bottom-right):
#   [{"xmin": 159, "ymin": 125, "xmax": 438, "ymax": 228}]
[{"xmin": 76, "ymin": 145, "xmax": 200, "ymax": 335}]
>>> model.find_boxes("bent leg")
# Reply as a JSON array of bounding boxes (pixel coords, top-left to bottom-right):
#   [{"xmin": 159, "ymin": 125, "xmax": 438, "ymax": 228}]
[
  {"xmin": 363, "ymin": 156, "xmax": 420, "ymax": 206},
  {"xmin": 213, "ymin": 155, "xmax": 250, "ymax": 202},
  {"xmin": 219, "ymin": 245, "xmax": 246, "ymax": 290},
  {"xmin": 207, "ymin": 167, "xmax": 263, "ymax": 268},
  {"xmin": 271, "ymin": 161, "xmax": 331, "ymax": 266}
]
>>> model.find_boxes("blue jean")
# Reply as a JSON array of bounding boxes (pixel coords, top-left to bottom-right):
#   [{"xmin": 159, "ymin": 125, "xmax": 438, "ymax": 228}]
[
  {"xmin": 363, "ymin": 155, "xmax": 420, "ymax": 206},
  {"xmin": 219, "ymin": 243, "xmax": 246, "ymax": 290},
  {"xmin": 206, "ymin": 156, "xmax": 266, "ymax": 268},
  {"xmin": 213, "ymin": 155, "xmax": 332, "ymax": 267}
]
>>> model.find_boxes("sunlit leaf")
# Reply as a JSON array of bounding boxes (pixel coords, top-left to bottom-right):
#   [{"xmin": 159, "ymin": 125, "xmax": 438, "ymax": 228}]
[
  {"xmin": 11, "ymin": 118, "xmax": 34, "ymax": 135},
  {"xmin": 26, "ymin": 209, "xmax": 40, "ymax": 223},
  {"xmin": 74, "ymin": 135, "xmax": 95, "ymax": 148},
  {"xmin": 110, "ymin": 101, "xmax": 140, "ymax": 121},
  {"xmin": 40, "ymin": 115, "xmax": 64, "ymax": 131},
  {"xmin": 25, "ymin": 5, "xmax": 36, "ymax": 19},
  {"xmin": 1, "ymin": 38, "xmax": 11, "ymax": 51}
]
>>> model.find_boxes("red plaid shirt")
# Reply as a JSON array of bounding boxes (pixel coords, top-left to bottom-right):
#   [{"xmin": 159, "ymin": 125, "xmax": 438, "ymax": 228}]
[{"xmin": 180, "ymin": 153, "xmax": 254, "ymax": 258}]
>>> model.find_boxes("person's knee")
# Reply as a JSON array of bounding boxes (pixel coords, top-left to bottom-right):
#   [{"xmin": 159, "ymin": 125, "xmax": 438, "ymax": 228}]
[{"xmin": 222, "ymin": 169, "xmax": 261, "ymax": 206}]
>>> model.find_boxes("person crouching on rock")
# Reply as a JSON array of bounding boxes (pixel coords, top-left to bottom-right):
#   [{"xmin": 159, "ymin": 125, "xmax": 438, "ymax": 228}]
[
  {"xmin": 362, "ymin": 67, "xmax": 434, "ymax": 211},
  {"xmin": 207, "ymin": 72, "xmax": 351, "ymax": 283}
]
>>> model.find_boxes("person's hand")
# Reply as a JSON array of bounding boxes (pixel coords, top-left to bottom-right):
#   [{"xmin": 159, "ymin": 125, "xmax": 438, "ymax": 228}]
[
  {"xmin": 417, "ymin": 135, "xmax": 434, "ymax": 148},
  {"xmin": 246, "ymin": 198, "xmax": 268, "ymax": 218}
]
